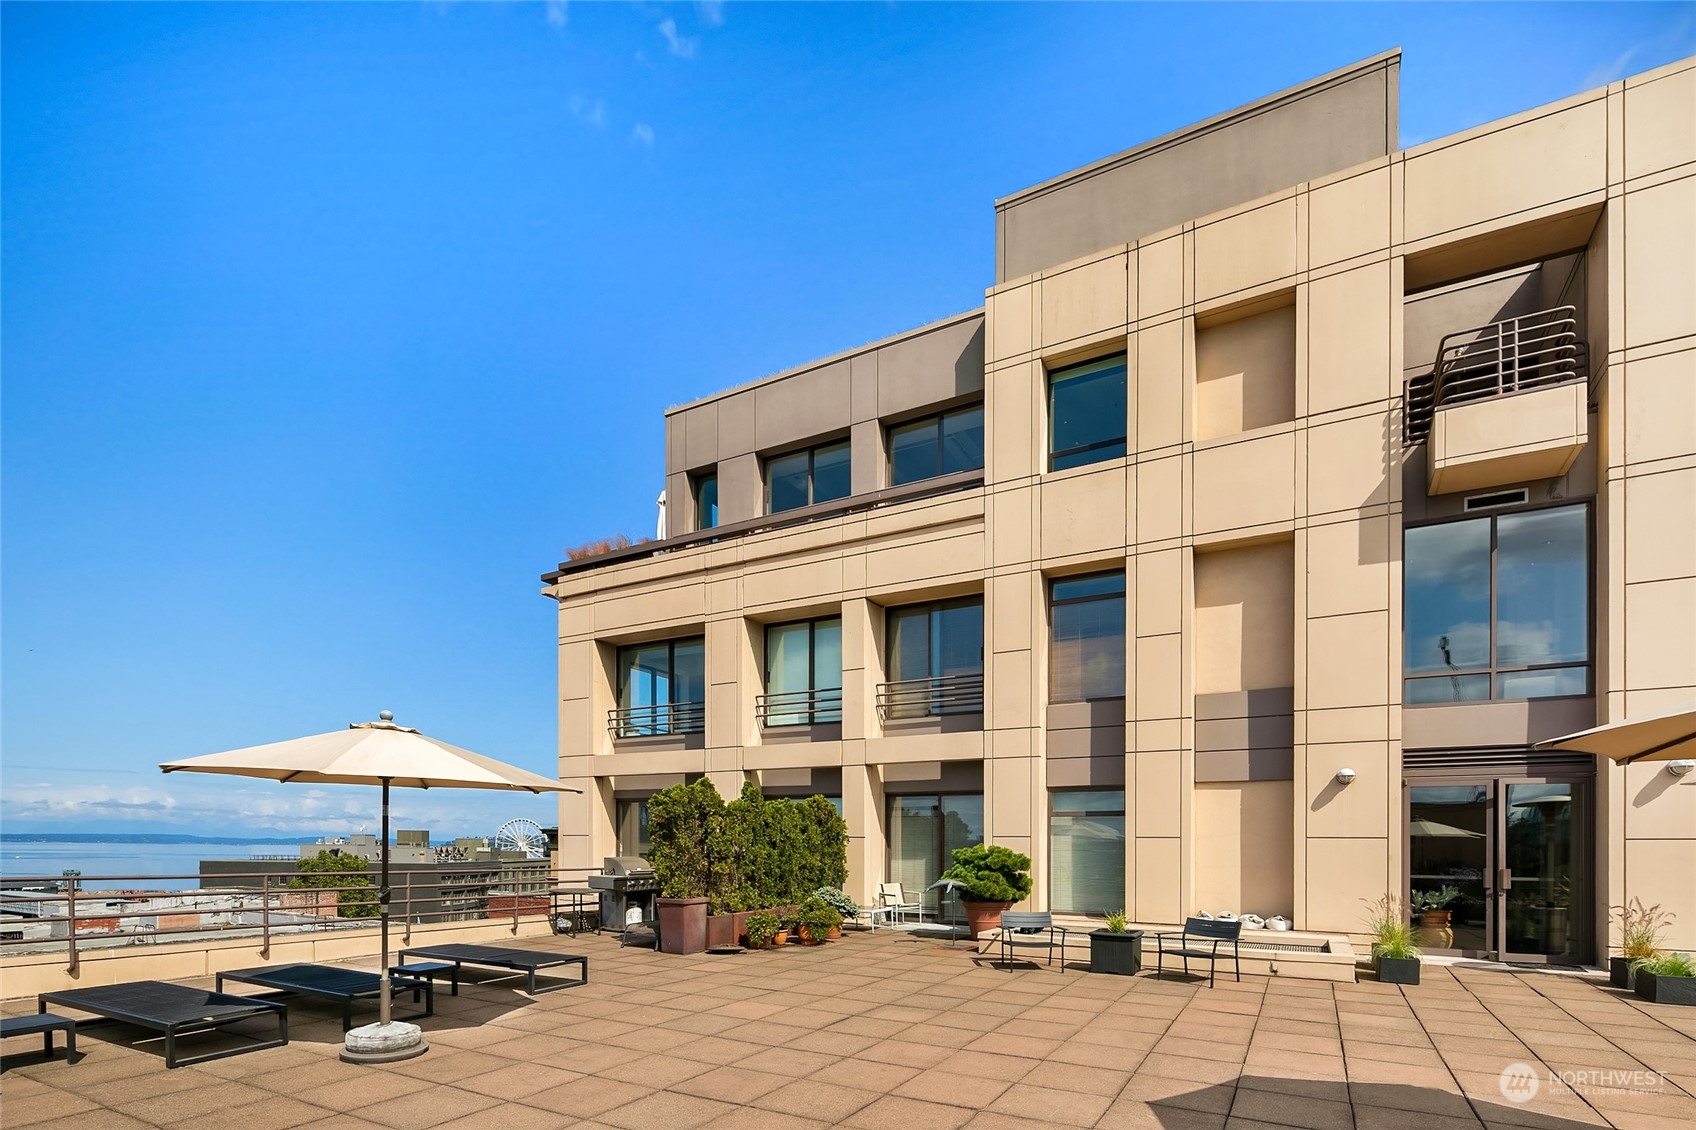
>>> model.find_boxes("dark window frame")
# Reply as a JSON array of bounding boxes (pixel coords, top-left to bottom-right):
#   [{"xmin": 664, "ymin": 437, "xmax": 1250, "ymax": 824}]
[
  {"xmin": 1402, "ymin": 501, "xmax": 1593, "ymax": 705},
  {"xmin": 882, "ymin": 597, "xmax": 985, "ymax": 718},
  {"xmin": 764, "ymin": 439, "xmax": 851, "ymax": 514},
  {"xmin": 1048, "ymin": 788, "xmax": 1127, "ymax": 916},
  {"xmin": 1048, "ymin": 570, "xmax": 1128, "ymax": 703},
  {"xmin": 762, "ymin": 616, "xmax": 843, "ymax": 727},
  {"xmin": 691, "ymin": 471, "xmax": 718, "ymax": 531},
  {"xmin": 887, "ymin": 403, "xmax": 985, "ymax": 487},
  {"xmin": 1048, "ymin": 353, "xmax": 1129, "ymax": 472},
  {"xmin": 614, "ymin": 636, "xmax": 706, "ymax": 737}
]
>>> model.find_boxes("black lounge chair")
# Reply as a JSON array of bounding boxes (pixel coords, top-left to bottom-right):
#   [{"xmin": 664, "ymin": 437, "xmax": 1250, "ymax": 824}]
[
  {"xmin": 397, "ymin": 943, "xmax": 588, "ymax": 995},
  {"xmin": 216, "ymin": 964, "xmax": 432, "ymax": 1031},
  {"xmin": 35, "ymin": 981, "xmax": 287, "ymax": 1069},
  {"xmin": 1, "ymin": 1013, "xmax": 77, "ymax": 1064}
]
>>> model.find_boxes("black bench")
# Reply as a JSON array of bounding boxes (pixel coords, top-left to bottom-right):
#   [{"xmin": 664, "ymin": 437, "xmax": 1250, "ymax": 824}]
[
  {"xmin": 37, "ymin": 982, "xmax": 287, "ymax": 1069},
  {"xmin": 1153, "ymin": 917, "xmax": 1242, "ymax": 987},
  {"xmin": 398, "ymin": 943, "xmax": 588, "ymax": 995},
  {"xmin": 994, "ymin": 911, "xmax": 1075, "ymax": 969},
  {"xmin": 1, "ymin": 1013, "xmax": 77, "ymax": 1064},
  {"xmin": 216, "ymin": 964, "xmax": 431, "ymax": 1031}
]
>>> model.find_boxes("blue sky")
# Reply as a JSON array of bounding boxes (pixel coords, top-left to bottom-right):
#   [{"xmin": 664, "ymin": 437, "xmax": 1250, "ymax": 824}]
[{"xmin": 3, "ymin": 2, "xmax": 1692, "ymax": 841}]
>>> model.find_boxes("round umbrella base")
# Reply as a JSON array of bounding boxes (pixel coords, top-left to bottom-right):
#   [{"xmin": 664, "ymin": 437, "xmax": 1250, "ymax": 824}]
[{"xmin": 340, "ymin": 1021, "xmax": 428, "ymax": 1064}]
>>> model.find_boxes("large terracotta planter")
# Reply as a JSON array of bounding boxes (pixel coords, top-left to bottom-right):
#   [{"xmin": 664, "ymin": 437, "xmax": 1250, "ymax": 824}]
[
  {"xmin": 963, "ymin": 900, "xmax": 1014, "ymax": 940},
  {"xmin": 657, "ymin": 897, "xmax": 709, "ymax": 954}
]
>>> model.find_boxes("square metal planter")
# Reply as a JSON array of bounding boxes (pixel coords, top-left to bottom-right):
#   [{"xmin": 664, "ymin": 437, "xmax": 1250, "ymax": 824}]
[
  {"xmin": 1634, "ymin": 972, "xmax": 1696, "ymax": 1006},
  {"xmin": 1089, "ymin": 930, "xmax": 1143, "ymax": 976},
  {"xmin": 1376, "ymin": 956, "xmax": 1421, "ymax": 985}
]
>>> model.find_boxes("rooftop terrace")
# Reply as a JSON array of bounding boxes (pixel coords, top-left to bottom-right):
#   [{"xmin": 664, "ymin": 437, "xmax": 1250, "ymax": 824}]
[{"xmin": 4, "ymin": 930, "xmax": 1694, "ymax": 1129}]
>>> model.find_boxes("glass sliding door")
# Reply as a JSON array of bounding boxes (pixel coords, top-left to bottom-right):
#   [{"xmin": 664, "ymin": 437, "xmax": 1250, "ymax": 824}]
[
  {"xmin": 886, "ymin": 793, "xmax": 984, "ymax": 920},
  {"xmin": 1503, "ymin": 782, "xmax": 1586, "ymax": 962},
  {"xmin": 1409, "ymin": 785, "xmax": 1490, "ymax": 955}
]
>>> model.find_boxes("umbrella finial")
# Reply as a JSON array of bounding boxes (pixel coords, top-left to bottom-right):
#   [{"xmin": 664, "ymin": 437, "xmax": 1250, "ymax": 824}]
[{"xmin": 380, "ymin": 710, "xmax": 394, "ymax": 722}]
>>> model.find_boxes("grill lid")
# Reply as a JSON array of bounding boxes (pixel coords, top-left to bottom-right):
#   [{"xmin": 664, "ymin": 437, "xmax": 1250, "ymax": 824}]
[{"xmin": 603, "ymin": 856, "xmax": 654, "ymax": 877}]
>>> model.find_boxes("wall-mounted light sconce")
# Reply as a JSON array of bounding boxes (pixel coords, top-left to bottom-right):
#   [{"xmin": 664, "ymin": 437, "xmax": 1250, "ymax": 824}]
[
  {"xmin": 1669, "ymin": 760, "xmax": 1695, "ymax": 777},
  {"xmin": 1335, "ymin": 767, "xmax": 1357, "ymax": 785}
]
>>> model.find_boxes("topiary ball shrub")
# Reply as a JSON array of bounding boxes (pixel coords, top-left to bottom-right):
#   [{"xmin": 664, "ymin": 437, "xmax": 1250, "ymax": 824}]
[{"xmin": 941, "ymin": 844, "xmax": 1033, "ymax": 903}]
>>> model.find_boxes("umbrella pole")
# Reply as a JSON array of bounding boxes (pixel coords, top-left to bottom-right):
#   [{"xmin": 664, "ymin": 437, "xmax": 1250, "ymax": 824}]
[{"xmin": 380, "ymin": 777, "xmax": 392, "ymax": 1027}]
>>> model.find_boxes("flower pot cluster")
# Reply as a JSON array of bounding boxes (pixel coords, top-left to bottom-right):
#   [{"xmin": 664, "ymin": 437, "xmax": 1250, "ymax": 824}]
[
  {"xmin": 739, "ymin": 898, "xmax": 846, "ymax": 949},
  {"xmin": 647, "ymin": 780, "xmax": 849, "ymax": 955}
]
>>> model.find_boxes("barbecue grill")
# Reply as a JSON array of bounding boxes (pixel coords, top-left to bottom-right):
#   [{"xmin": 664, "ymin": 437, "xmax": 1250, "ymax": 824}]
[{"xmin": 587, "ymin": 857, "xmax": 659, "ymax": 947}]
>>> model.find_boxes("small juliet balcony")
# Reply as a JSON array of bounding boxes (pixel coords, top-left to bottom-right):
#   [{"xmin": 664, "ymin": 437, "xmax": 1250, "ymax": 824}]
[
  {"xmin": 1404, "ymin": 305, "xmax": 1592, "ymax": 495},
  {"xmin": 876, "ymin": 673, "xmax": 985, "ymax": 722},
  {"xmin": 608, "ymin": 701, "xmax": 705, "ymax": 740},
  {"xmin": 755, "ymin": 687, "xmax": 843, "ymax": 729}
]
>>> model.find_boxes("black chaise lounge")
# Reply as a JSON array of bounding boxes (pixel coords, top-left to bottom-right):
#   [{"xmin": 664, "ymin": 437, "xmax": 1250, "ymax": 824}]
[
  {"xmin": 216, "ymin": 964, "xmax": 432, "ymax": 1031},
  {"xmin": 1, "ymin": 1013, "xmax": 78, "ymax": 1065},
  {"xmin": 35, "ymin": 981, "xmax": 287, "ymax": 1069},
  {"xmin": 397, "ymin": 943, "xmax": 588, "ymax": 995}
]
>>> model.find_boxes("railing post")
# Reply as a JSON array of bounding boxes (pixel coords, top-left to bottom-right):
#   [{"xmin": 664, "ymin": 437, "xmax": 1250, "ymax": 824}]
[
  {"xmin": 260, "ymin": 873, "xmax": 271, "ymax": 959},
  {"xmin": 512, "ymin": 884, "xmax": 521, "ymax": 935},
  {"xmin": 403, "ymin": 873, "xmax": 413, "ymax": 944},
  {"xmin": 64, "ymin": 879, "xmax": 78, "ymax": 976}
]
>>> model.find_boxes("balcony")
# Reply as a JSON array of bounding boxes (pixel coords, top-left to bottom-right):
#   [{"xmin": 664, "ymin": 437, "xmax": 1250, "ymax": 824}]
[
  {"xmin": 1403, "ymin": 306, "xmax": 1592, "ymax": 495},
  {"xmin": 607, "ymin": 701, "xmax": 705, "ymax": 740},
  {"xmin": 876, "ymin": 673, "xmax": 985, "ymax": 721},
  {"xmin": 755, "ymin": 687, "xmax": 843, "ymax": 728}
]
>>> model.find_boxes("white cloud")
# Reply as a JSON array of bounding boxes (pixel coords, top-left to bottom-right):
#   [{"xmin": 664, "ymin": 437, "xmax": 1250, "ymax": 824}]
[
  {"xmin": 696, "ymin": 2, "xmax": 724, "ymax": 28},
  {"xmin": 630, "ymin": 122, "xmax": 655, "ymax": 148},
  {"xmin": 658, "ymin": 18, "xmax": 697, "ymax": 59},
  {"xmin": 569, "ymin": 95, "xmax": 606, "ymax": 127},
  {"xmin": 546, "ymin": 0, "xmax": 569, "ymax": 29}
]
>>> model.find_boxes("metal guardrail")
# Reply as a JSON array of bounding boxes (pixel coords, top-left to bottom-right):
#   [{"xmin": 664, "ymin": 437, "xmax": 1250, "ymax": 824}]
[
  {"xmin": 607, "ymin": 700, "xmax": 706, "ymax": 739},
  {"xmin": 1404, "ymin": 306, "xmax": 1588, "ymax": 445},
  {"xmin": 876, "ymin": 672, "xmax": 985, "ymax": 719},
  {"xmin": 755, "ymin": 687, "xmax": 844, "ymax": 727},
  {"xmin": 0, "ymin": 866, "xmax": 599, "ymax": 973}
]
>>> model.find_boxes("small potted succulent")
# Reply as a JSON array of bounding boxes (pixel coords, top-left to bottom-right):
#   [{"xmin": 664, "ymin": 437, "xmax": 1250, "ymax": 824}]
[
  {"xmin": 941, "ymin": 844, "xmax": 1033, "ymax": 940},
  {"xmin": 1632, "ymin": 952, "xmax": 1696, "ymax": 1006},
  {"xmin": 1365, "ymin": 894, "xmax": 1421, "ymax": 985},
  {"xmin": 812, "ymin": 886, "xmax": 860, "ymax": 937},
  {"xmin": 1611, "ymin": 899, "xmax": 1675, "ymax": 989},
  {"xmin": 1411, "ymin": 886, "xmax": 1460, "ymax": 949},
  {"xmin": 790, "ymin": 896, "xmax": 842, "ymax": 945},
  {"xmin": 745, "ymin": 911, "xmax": 782, "ymax": 950},
  {"xmin": 1089, "ymin": 910, "xmax": 1142, "ymax": 976}
]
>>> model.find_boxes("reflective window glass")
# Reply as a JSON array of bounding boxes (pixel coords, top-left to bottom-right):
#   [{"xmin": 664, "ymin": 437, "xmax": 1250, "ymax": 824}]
[
  {"xmin": 1496, "ymin": 507, "xmax": 1589, "ymax": 667},
  {"xmin": 767, "ymin": 451, "xmax": 810, "ymax": 513},
  {"xmin": 1049, "ymin": 355, "xmax": 1127, "ymax": 471},
  {"xmin": 812, "ymin": 441, "xmax": 851, "ymax": 503},
  {"xmin": 1050, "ymin": 790, "xmax": 1125, "ymax": 915},
  {"xmin": 940, "ymin": 406, "xmax": 985, "ymax": 475},
  {"xmin": 890, "ymin": 418, "xmax": 940, "ymax": 485},
  {"xmin": 1051, "ymin": 572, "xmax": 1127, "ymax": 702},
  {"xmin": 693, "ymin": 474, "xmax": 718, "ymax": 530}
]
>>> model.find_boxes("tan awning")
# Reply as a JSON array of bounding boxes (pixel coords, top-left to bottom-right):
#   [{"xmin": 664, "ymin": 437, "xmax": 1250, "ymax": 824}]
[{"xmin": 1534, "ymin": 707, "xmax": 1696, "ymax": 765}]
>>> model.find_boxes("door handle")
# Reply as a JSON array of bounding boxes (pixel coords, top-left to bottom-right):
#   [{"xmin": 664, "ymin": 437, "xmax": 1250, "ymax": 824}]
[{"xmin": 1497, "ymin": 868, "xmax": 1513, "ymax": 891}]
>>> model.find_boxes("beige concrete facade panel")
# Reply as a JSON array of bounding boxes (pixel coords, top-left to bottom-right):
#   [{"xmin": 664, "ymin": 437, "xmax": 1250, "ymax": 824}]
[
  {"xmin": 1135, "ymin": 547, "xmax": 1185, "ymax": 637},
  {"xmin": 1308, "ymin": 261, "xmax": 1395, "ymax": 415},
  {"xmin": 1039, "ymin": 466, "xmax": 1129, "ymax": 559},
  {"xmin": 1304, "ymin": 517, "xmax": 1392, "ymax": 619},
  {"xmin": 1307, "ymin": 612, "xmax": 1390, "ymax": 709},
  {"xmin": 1623, "ymin": 66, "xmax": 1696, "ymax": 182},
  {"xmin": 1194, "ymin": 540, "xmax": 1296, "ymax": 695},
  {"xmin": 1193, "ymin": 780, "xmax": 1295, "ymax": 917},
  {"xmin": 1192, "ymin": 429, "xmax": 1297, "ymax": 534},
  {"xmin": 1623, "ymin": 176, "xmax": 1696, "ymax": 348},
  {"xmin": 1139, "ymin": 235, "xmax": 1186, "ymax": 321},
  {"xmin": 1309, "ymin": 166, "xmax": 1392, "ymax": 267},
  {"xmin": 1625, "ymin": 577, "xmax": 1696, "ymax": 690},
  {"xmin": 988, "ymin": 283, "xmax": 1035, "ymax": 363},
  {"xmin": 1623, "ymin": 766, "xmax": 1696, "ymax": 840},
  {"xmin": 1040, "ymin": 253, "xmax": 1130, "ymax": 347},
  {"xmin": 1134, "ymin": 837, "xmax": 1182, "ymax": 923},
  {"xmin": 1137, "ymin": 319, "xmax": 1188, "ymax": 452},
  {"xmin": 1429, "ymin": 381, "xmax": 1589, "ymax": 494},
  {"xmin": 989, "ymin": 363, "xmax": 1041, "ymax": 484},
  {"xmin": 1304, "ymin": 836, "xmax": 1392, "ymax": 933},
  {"xmin": 1306, "ymin": 413, "xmax": 1393, "ymax": 515},
  {"xmin": 1623, "ymin": 349, "xmax": 1696, "ymax": 465},
  {"xmin": 1195, "ymin": 197, "xmax": 1298, "ymax": 303},
  {"xmin": 875, "ymin": 317, "xmax": 987, "ymax": 419},
  {"xmin": 1624, "ymin": 468, "xmax": 1696, "ymax": 583},
  {"xmin": 1135, "ymin": 634, "xmax": 1185, "ymax": 720},
  {"xmin": 1304, "ymin": 743, "xmax": 1391, "ymax": 839},
  {"xmin": 1195, "ymin": 304, "xmax": 1297, "ymax": 440},
  {"xmin": 1135, "ymin": 456, "xmax": 1186, "ymax": 545},
  {"xmin": 990, "ymin": 484, "xmax": 1035, "ymax": 568}
]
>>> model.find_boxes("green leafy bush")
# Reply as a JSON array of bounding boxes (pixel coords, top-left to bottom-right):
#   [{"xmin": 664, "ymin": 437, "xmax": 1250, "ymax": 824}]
[
  {"xmin": 813, "ymin": 887, "xmax": 859, "ymax": 919},
  {"xmin": 1103, "ymin": 910, "xmax": 1129, "ymax": 933},
  {"xmin": 789, "ymin": 895, "xmax": 842, "ymax": 940},
  {"xmin": 647, "ymin": 778, "xmax": 724, "ymax": 903},
  {"xmin": 289, "ymin": 850, "xmax": 378, "ymax": 919},
  {"xmin": 745, "ymin": 911, "xmax": 782, "ymax": 949},
  {"xmin": 1410, "ymin": 886, "xmax": 1460, "ymax": 912},
  {"xmin": 941, "ymin": 844, "xmax": 1033, "ymax": 903}
]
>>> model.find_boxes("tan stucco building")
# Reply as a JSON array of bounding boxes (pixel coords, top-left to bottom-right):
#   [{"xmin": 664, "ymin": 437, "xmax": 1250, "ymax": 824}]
[{"xmin": 544, "ymin": 51, "xmax": 1696, "ymax": 963}]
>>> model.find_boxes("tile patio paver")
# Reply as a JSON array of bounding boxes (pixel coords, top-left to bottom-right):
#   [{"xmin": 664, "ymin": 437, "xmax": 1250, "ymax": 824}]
[{"xmin": 4, "ymin": 930, "xmax": 1695, "ymax": 1129}]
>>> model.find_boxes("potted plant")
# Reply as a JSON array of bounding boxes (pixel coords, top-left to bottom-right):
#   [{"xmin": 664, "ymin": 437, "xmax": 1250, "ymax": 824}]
[
  {"xmin": 1632, "ymin": 952, "xmax": 1696, "ymax": 1006},
  {"xmin": 1089, "ymin": 910, "xmax": 1142, "ymax": 976},
  {"xmin": 1611, "ymin": 899, "xmax": 1675, "ymax": 989},
  {"xmin": 942, "ymin": 844, "xmax": 1033, "ymax": 939},
  {"xmin": 813, "ymin": 887, "xmax": 859, "ymax": 937},
  {"xmin": 790, "ymin": 896, "xmax": 842, "ymax": 945},
  {"xmin": 1365, "ymin": 894, "xmax": 1421, "ymax": 985},
  {"xmin": 745, "ymin": 911, "xmax": 782, "ymax": 950},
  {"xmin": 649, "ymin": 779, "xmax": 721, "ymax": 954},
  {"xmin": 1411, "ymin": 886, "xmax": 1460, "ymax": 949}
]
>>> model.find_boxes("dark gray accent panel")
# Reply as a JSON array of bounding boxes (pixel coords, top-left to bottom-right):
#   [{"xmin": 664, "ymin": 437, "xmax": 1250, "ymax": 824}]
[
  {"xmin": 1046, "ymin": 754, "xmax": 1127, "ymax": 789},
  {"xmin": 613, "ymin": 773, "xmax": 691, "ymax": 795},
  {"xmin": 883, "ymin": 713, "xmax": 985, "ymax": 737},
  {"xmin": 1195, "ymin": 749, "xmax": 1295, "ymax": 782},
  {"xmin": 759, "ymin": 767, "xmax": 844, "ymax": 797},
  {"xmin": 996, "ymin": 52, "xmax": 1398, "ymax": 281},
  {"xmin": 881, "ymin": 761, "xmax": 985, "ymax": 795},
  {"xmin": 760, "ymin": 724, "xmax": 843, "ymax": 745},
  {"xmin": 1047, "ymin": 697, "xmax": 1128, "ymax": 761},
  {"xmin": 1194, "ymin": 688, "xmax": 1294, "ymax": 721},
  {"xmin": 1403, "ymin": 697, "xmax": 1598, "ymax": 752},
  {"xmin": 1193, "ymin": 687, "xmax": 1293, "ymax": 781}
]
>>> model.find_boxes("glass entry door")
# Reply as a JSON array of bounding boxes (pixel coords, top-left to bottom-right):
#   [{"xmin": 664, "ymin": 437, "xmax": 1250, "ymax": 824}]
[{"xmin": 1407, "ymin": 778, "xmax": 1589, "ymax": 963}]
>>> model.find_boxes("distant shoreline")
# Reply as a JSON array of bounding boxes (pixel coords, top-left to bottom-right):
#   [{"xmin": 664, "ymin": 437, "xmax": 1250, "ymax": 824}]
[{"xmin": 0, "ymin": 833, "xmax": 327, "ymax": 845}]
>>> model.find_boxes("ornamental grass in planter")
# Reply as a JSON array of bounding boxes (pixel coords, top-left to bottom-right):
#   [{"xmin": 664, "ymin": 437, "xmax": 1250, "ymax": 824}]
[
  {"xmin": 1366, "ymin": 893, "xmax": 1421, "ymax": 985},
  {"xmin": 1611, "ymin": 899, "xmax": 1675, "ymax": 990},
  {"xmin": 1632, "ymin": 952, "xmax": 1696, "ymax": 1006},
  {"xmin": 1089, "ymin": 910, "xmax": 1143, "ymax": 976},
  {"xmin": 941, "ymin": 844, "xmax": 1033, "ymax": 939}
]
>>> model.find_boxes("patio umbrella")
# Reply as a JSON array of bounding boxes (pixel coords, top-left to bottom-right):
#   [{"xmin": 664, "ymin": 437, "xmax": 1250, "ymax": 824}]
[
  {"xmin": 1534, "ymin": 706, "xmax": 1696, "ymax": 765},
  {"xmin": 160, "ymin": 711, "xmax": 577, "ymax": 1063},
  {"xmin": 1408, "ymin": 816, "xmax": 1485, "ymax": 839}
]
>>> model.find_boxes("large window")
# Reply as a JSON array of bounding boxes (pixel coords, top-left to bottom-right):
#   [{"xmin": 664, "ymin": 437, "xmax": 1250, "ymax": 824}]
[
  {"xmin": 1049, "ymin": 354, "xmax": 1128, "ymax": 471},
  {"xmin": 766, "ymin": 440, "xmax": 851, "ymax": 514},
  {"xmin": 890, "ymin": 405, "xmax": 985, "ymax": 486},
  {"xmin": 887, "ymin": 794, "xmax": 984, "ymax": 918},
  {"xmin": 1050, "ymin": 790, "xmax": 1125, "ymax": 915},
  {"xmin": 884, "ymin": 598, "xmax": 984, "ymax": 718},
  {"xmin": 615, "ymin": 799, "xmax": 651, "ymax": 858},
  {"xmin": 763, "ymin": 617, "xmax": 843, "ymax": 726},
  {"xmin": 1404, "ymin": 505, "xmax": 1590, "ymax": 703},
  {"xmin": 693, "ymin": 473, "xmax": 718, "ymax": 530},
  {"xmin": 1051, "ymin": 572, "xmax": 1127, "ymax": 702},
  {"xmin": 614, "ymin": 637, "xmax": 705, "ymax": 737}
]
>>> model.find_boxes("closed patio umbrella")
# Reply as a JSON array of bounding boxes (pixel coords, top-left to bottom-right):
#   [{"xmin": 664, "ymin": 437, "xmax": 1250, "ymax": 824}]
[
  {"xmin": 1534, "ymin": 706, "xmax": 1696, "ymax": 765},
  {"xmin": 161, "ymin": 711, "xmax": 577, "ymax": 1063}
]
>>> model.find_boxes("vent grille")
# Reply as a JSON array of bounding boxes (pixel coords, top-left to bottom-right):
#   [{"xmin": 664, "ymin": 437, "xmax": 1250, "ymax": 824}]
[
  {"xmin": 1464, "ymin": 489, "xmax": 1530, "ymax": 511},
  {"xmin": 1402, "ymin": 748, "xmax": 1595, "ymax": 777}
]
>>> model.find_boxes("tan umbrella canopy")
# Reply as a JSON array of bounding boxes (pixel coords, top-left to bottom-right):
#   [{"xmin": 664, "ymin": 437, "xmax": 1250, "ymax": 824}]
[
  {"xmin": 1408, "ymin": 816, "xmax": 1485, "ymax": 839},
  {"xmin": 161, "ymin": 712, "xmax": 577, "ymax": 1062},
  {"xmin": 1534, "ymin": 706, "xmax": 1696, "ymax": 765}
]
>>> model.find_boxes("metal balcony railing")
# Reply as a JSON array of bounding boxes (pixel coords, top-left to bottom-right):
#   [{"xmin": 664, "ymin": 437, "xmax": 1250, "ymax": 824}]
[
  {"xmin": 876, "ymin": 672, "xmax": 985, "ymax": 720},
  {"xmin": 608, "ymin": 700, "xmax": 706, "ymax": 739},
  {"xmin": 1404, "ymin": 305, "xmax": 1588, "ymax": 445},
  {"xmin": 755, "ymin": 687, "xmax": 843, "ymax": 727}
]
